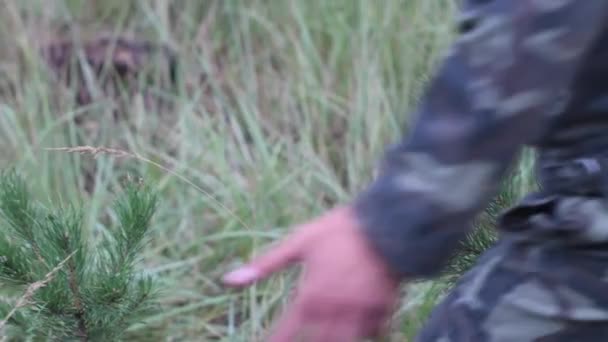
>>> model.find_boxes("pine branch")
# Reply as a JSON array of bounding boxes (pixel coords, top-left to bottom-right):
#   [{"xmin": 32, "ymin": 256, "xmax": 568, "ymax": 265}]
[
  {"xmin": 40, "ymin": 205, "xmax": 91, "ymax": 341},
  {"xmin": 441, "ymin": 167, "xmax": 523, "ymax": 283},
  {"xmin": 68, "ymin": 256, "xmax": 88, "ymax": 342},
  {"xmin": 111, "ymin": 181, "xmax": 158, "ymax": 271},
  {"xmin": 0, "ymin": 170, "xmax": 48, "ymax": 269},
  {"xmin": 0, "ymin": 250, "xmax": 76, "ymax": 335},
  {"xmin": 0, "ymin": 234, "xmax": 35, "ymax": 288},
  {"xmin": 90, "ymin": 182, "xmax": 158, "ymax": 307}
]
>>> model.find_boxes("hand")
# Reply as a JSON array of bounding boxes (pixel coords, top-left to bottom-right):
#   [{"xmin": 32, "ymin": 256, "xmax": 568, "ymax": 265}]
[{"xmin": 222, "ymin": 205, "xmax": 402, "ymax": 342}]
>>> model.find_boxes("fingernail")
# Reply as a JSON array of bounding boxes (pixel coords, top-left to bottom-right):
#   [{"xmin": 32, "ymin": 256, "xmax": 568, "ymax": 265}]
[{"xmin": 222, "ymin": 266, "xmax": 260, "ymax": 285}]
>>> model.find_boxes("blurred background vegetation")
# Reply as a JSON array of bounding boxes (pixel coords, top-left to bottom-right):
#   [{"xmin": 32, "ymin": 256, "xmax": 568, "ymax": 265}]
[{"xmin": 0, "ymin": 0, "xmax": 537, "ymax": 340}]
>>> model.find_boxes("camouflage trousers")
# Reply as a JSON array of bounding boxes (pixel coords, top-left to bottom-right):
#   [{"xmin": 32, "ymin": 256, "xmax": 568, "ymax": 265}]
[{"xmin": 415, "ymin": 193, "xmax": 608, "ymax": 341}]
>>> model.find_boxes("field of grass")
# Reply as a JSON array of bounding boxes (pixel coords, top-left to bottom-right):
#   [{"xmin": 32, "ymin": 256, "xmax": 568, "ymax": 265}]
[{"xmin": 0, "ymin": 1, "xmax": 537, "ymax": 341}]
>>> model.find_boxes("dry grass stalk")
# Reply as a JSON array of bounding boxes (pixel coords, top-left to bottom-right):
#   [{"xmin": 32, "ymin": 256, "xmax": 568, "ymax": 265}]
[
  {"xmin": 44, "ymin": 145, "xmax": 250, "ymax": 230},
  {"xmin": 45, "ymin": 146, "xmax": 133, "ymax": 159}
]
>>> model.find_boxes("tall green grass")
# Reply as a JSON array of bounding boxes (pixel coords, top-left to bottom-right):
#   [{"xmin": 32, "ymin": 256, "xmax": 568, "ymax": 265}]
[{"xmin": 0, "ymin": 1, "xmax": 536, "ymax": 340}]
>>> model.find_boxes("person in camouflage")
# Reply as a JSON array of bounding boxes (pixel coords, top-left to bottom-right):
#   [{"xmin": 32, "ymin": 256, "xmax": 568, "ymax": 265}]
[
  {"xmin": 224, "ymin": 1, "xmax": 608, "ymax": 341},
  {"xmin": 355, "ymin": 1, "xmax": 608, "ymax": 340}
]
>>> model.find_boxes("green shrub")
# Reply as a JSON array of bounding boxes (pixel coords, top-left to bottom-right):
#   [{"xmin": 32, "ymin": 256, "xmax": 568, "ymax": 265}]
[{"xmin": 444, "ymin": 150, "xmax": 538, "ymax": 283}]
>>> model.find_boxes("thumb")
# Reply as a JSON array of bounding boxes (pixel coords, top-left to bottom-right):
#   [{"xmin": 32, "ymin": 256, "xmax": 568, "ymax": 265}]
[{"xmin": 222, "ymin": 229, "xmax": 307, "ymax": 287}]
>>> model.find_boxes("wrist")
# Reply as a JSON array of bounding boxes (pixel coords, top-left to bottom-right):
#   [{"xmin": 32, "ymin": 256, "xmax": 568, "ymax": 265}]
[{"xmin": 344, "ymin": 204, "xmax": 407, "ymax": 282}]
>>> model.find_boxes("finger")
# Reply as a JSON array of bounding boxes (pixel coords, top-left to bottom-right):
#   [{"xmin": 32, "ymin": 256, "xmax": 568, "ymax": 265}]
[{"xmin": 222, "ymin": 229, "xmax": 307, "ymax": 287}]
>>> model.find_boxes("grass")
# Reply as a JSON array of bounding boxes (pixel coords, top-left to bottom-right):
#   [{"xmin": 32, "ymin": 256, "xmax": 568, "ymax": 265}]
[{"xmin": 0, "ymin": 0, "xmax": 537, "ymax": 340}]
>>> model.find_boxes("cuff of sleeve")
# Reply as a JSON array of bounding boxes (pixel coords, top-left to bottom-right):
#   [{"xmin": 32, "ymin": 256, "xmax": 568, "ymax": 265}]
[{"xmin": 352, "ymin": 173, "xmax": 472, "ymax": 280}]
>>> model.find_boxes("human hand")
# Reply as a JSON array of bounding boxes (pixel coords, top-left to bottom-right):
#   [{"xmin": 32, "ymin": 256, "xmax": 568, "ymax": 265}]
[{"xmin": 222, "ymin": 205, "xmax": 402, "ymax": 342}]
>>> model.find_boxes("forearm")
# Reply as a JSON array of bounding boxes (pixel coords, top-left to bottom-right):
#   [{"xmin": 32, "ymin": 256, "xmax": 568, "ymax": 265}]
[
  {"xmin": 354, "ymin": 1, "xmax": 608, "ymax": 280},
  {"xmin": 353, "ymin": 126, "xmax": 517, "ymax": 279}
]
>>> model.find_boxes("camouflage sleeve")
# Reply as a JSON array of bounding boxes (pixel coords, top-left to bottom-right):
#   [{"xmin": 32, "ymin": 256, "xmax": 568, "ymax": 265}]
[{"xmin": 353, "ymin": 1, "xmax": 608, "ymax": 280}]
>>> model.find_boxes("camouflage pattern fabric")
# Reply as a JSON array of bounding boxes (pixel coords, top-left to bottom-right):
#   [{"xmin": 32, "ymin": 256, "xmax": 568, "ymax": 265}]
[
  {"xmin": 351, "ymin": 0, "xmax": 608, "ymax": 340},
  {"xmin": 415, "ymin": 234, "xmax": 608, "ymax": 341}
]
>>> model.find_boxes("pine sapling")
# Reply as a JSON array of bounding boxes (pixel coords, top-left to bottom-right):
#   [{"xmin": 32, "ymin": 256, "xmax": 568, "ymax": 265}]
[
  {"xmin": 442, "ymin": 149, "xmax": 538, "ymax": 284},
  {"xmin": 441, "ymin": 169, "xmax": 523, "ymax": 284},
  {"xmin": 0, "ymin": 169, "xmax": 161, "ymax": 341}
]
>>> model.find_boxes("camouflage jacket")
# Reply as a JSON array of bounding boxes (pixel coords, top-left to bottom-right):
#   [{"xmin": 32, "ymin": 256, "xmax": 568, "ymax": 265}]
[{"xmin": 353, "ymin": 1, "xmax": 608, "ymax": 280}]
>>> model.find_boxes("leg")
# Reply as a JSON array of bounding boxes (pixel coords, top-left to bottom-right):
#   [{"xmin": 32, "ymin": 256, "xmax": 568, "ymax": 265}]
[{"xmin": 414, "ymin": 238, "xmax": 608, "ymax": 342}]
